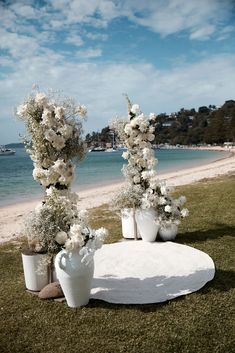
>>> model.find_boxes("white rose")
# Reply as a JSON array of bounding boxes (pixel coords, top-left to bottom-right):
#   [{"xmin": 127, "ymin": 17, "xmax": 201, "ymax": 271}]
[
  {"xmin": 54, "ymin": 106, "xmax": 64, "ymax": 120},
  {"xmin": 181, "ymin": 208, "xmax": 189, "ymax": 217},
  {"xmin": 45, "ymin": 129, "xmax": 57, "ymax": 143},
  {"xmin": 52, "ymin": 135, "xmax": 66, "ymax": 150},
  {"xmin": 165, "ymin": 205, "xmax": 172, "ymax": 213},
  {"xmin": 35, "ymin": 92, "xmax": 48, "ymax": 106},
  {"xmin": 76, "ymin": 104, "xmax": 87, "ymax": 117},
  {"xmin": 16, "ymin": 104, "xmax": 28, "ymax": 117},
  {"xmin": 55, "ymin": 231, "xmax": 68, "ymax": 245},
  {"xmin": 139, "ymin": 122, "xmax": 147, "ymax": 133},
  {"xmin": 124, "ymin": 124, "xmax": 132, "ymax": 135},
  {"xmin": 130, "ymin": 117, "xmax": 139, "ymax": 128},
  {"xmin": 122, "ymin": 151, "xmax": 129, "ymax": 160},
  {"xmin": 133, "ymin": 175, "xmax": 141, "ymax": 184},
  {"xmin": 159, "ymin": 197, "xmax": 167, "ymax": 205},
  {"xmin": 130, "ymin": 104, "xmax": 140, "ymax": 115},
  {"xmin": 59, "ymin": 124, "xmax": 73, "ymax": 139},
  {"xmin": 148, "ymin": 133, "xmax": 155, "ymax": 141},
  {"xmin": 149, "ymin": 113, "xmax": 156, "ymax": 121}
]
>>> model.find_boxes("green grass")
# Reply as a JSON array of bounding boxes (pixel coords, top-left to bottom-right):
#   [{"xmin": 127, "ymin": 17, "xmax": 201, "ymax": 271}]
[{"xmin": 0, "ymin": 175, "xmax": 235, "ymax": 353}]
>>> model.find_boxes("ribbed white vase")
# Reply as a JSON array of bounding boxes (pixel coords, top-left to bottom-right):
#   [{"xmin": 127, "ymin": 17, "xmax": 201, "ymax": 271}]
[
  {"xmin": 135, "ymin": 208, "xmax": 159, "ymax": 242},
  {"xmin": 21, "ymin": 252, "xmax": 48, "ymax": 291},
  {"xmin": 121, "ymin": 208, "xmax": 141, "ymax": 239}
]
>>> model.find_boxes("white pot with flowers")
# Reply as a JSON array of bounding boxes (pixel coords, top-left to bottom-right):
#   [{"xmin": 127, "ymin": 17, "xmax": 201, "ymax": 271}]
[
  {"xmin": 54, "ymin": 210, "xmax": 107, "ymax": 308},
  {"xmin": 111, "ymin": 184, "xmax": 142, "ymax": 239},
  {"xmin": 156, "ymin": 185, "xmax": 189, "ymax": 241},
  {"xmin": 16, "ymin": 88, "xmax": 108, "ymax": 297}
]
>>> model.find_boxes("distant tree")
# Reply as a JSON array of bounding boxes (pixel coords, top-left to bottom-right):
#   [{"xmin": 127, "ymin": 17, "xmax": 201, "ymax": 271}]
[{"xmin": 198, "ymin": 106, "xmax": 210, "ymax": 114}]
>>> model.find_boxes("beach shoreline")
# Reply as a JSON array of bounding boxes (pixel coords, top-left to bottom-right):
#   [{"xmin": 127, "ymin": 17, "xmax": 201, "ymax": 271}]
[
  {"xmin": 0, "ymin": 146, "xmax": 234, "ymax": 244},
  {"xmin": 0, "ymin": 147, "xmax": 231, "ymax": 208}
]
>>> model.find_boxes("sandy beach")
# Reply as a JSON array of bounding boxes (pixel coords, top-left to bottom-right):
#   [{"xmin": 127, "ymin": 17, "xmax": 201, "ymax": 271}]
[{"xmin": 0, "ymin": 147, "xmax": 234, "ymax": 244}]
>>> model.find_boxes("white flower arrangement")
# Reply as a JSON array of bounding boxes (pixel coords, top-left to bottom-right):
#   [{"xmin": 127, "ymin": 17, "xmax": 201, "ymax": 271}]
[
  {"xmin": 24, "ymin": 187, "xmax": 108, "ymax": 264},
  {"xmin": 110, "ymin": 96, "xmax": 189, "ymax": 227},
  {"xmin": 16, "ymin": 89, "xmax": 87, "ymax": 188},
  {"xmin": 17, "ymin": 88, "xmax": 107, "ymax": 260}
]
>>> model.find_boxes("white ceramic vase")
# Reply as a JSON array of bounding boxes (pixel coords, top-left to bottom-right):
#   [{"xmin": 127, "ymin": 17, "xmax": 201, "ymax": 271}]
[
  {"xmin": 159, "ymin": 223, "xmax": 178, "ymax": 241},
  {"xmin": 121, "ymin": 208, "xmax": 141, "ymax": 239},
  {"xmin": 21, "ymin": 252, "xmax": 49, "ymax": 291},
  {"xmin": 135, "ymin": 207, "xmax": 159, "ymax": 242},
  {"xmin": 55, "ymin": 249, "xmax": 94, "ymax": 308}
]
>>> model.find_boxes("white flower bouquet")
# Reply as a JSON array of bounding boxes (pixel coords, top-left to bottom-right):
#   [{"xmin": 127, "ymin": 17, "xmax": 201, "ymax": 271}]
[{"xmin": 16, "ymin": 89, "xmax": 87, "ymax": 189}]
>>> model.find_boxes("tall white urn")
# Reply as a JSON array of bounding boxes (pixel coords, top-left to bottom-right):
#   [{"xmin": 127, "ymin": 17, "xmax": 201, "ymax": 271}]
[
  {"xmin": 55, "ymin": 249, "xmax": 94, "ymax": 308},
  {"xmin": 159, "ymin": 223, "xmax": 178, "ymax": 241},
  {"xmin": 121, "ymin": 208, "xmax": 141, "ymax": 239},
  {"xmin": 135, "ymin": 207, "xmax": 159, "ymax": 242},
  {"xmin": 21, "ymin": 251, "xmax": 48, "ymax": 291}
]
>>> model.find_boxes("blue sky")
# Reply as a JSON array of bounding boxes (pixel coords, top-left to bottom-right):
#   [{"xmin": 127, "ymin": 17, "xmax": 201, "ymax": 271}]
[{"xmin": 0, "ymin": 0, "xmax": 235, "ymax": 144}]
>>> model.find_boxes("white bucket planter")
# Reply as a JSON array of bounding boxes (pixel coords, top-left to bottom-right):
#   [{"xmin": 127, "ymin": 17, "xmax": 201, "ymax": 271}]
[
  {"xmin": 159, "ymin": 223, "xmax": 178, "ymax": 241},
  {"xmin": 121, "ymin": 208, "xmax": 141, "ymax": 239},
  {"xmin": 21, "ymin": 251, "xmax": 49, "ymax": 291},
  {"xmin": 55, "ymin": 249, "xmax": 94, "ymax": 308},
  {"xmin": 135, "ymin": 208, "xmax": 159, "ymax": 242}
]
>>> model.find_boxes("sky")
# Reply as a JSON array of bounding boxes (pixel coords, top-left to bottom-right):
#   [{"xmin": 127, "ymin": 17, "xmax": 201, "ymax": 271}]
[{"xmin": 0, "ymin": 0, "xmax": 235, "ymax": 144}]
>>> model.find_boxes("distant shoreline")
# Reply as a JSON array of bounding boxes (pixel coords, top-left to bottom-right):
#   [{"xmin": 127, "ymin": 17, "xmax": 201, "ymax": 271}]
[{"xmin": 0, "ymin": 147, "xmax": 232, "ymax": 207}]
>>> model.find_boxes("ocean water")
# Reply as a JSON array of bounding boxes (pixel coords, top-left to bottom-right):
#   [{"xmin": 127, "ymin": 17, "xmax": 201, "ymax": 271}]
[{"xmin": 0, "ymin": 147, "xmax": 229, "ymax": 206}]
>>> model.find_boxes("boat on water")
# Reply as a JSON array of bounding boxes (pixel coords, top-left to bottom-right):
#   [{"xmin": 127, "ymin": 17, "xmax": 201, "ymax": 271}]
[
  {"xmin": 105, "ymin": 147, "xmax": 118, "ymax": 152},
  {"xmin": 0, "ymin": 146, "xmax": 16, "ymax": 156},
  {"xmin": 89, "ymin": 147, "xmax": 106, "ymax": 152},
  {"xmin": 105, "ymin": 145, "xmax": 121, "ymax": 152}
]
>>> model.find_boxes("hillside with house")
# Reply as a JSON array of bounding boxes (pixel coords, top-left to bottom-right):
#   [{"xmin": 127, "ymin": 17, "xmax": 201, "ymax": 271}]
[{"xmin": 86, "ymin": 100, "xmax": 235, "ymax": 148}]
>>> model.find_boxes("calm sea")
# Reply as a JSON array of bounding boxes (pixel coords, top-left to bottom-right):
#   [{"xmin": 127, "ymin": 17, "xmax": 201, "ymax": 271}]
[{"xmin": 0, "ymin": 147, "xmax": 229, "ymax": 206}]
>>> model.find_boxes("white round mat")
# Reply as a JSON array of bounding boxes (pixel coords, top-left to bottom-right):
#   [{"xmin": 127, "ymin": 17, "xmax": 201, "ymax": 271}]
[{"xmin": 90, "ymin": 241, "xmax": 215, "ymax": 304}]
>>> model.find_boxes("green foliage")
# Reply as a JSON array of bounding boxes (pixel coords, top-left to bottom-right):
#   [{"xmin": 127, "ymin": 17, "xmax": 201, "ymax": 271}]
[
  {"xmin": 0, "ymin": 175, "xmax": 235, "ymax": 353},
  {"xmin": 87, "ymin": 100, "xmax": 235, "ymax": 146}
]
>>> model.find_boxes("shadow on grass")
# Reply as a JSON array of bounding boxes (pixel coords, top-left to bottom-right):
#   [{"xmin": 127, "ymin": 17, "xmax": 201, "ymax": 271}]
[
  {"xmin": 88, "ymin": 268, "xmax": 235, "ymax": 312},
  {"xmin": 177, "ymin": 224, "xmax": 235, "ymax": 244},
  {"xmin": 200, "ymin": 269, "xmax": 235, "ymax": 292}
]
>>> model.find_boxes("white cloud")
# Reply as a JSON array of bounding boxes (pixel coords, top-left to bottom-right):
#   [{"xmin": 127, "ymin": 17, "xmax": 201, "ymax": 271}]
[
  {"xmin": 190, "ymin": 25, "xmax": 216, "ymax": 40},
  {"xmin": 65, "ymin": 32, "xmax": 84, "ymax": 46},
  {"xmin": 0, "ymin": 28, "xmax": 40, "ymax": 58},
  {"xmin": 10, "ymin": 3, "xmax": 37, "ymax": 19},
  {"xmin": 1, "ymin": 52, "xmax": 235, "ymax": 144},
  {"xmin": 86, "ymin": 32, "xmax": 108, "ymax": 41},
  {"xmin": 217, "ymin": 25, "xmax": 235, "ymax": 41},
  {"xmin": 47, "ymin": 0, "xmax": 117, "ymax": 27},
  {"xmin": 122, "ymin": 0, "xmax": 233, "ymax": 40},
  {"xmin": 76, "ymin": 48, "xmax": 102, "ymax": 58}
]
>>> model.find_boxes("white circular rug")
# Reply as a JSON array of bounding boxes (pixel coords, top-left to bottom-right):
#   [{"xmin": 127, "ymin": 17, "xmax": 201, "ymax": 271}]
[{"xmin": 90, "ymin": 241, "xmax": 215, "ymax": 304}]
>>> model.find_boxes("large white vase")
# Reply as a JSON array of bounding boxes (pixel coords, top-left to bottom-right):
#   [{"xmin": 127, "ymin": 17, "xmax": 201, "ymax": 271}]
[
  {"xmin": 22, "ymin": 252, "xmax": 49, "ymax": 291},
  {"xmin": 159, "ymin": 223, "xmax": 178, "ymax": 241},
  {"xmin": 55, "ymin": 249, "xmax": 94, "ymax": 308},
  {"xmin": 135, "ymin": 207, "xmax": 159, "ymax": 242},
  {"xmin": 121, "ymin": 208, "xmax": 141, "ymax": 239}
]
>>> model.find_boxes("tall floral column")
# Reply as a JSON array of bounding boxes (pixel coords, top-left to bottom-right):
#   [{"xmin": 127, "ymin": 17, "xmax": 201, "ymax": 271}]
[
  {"xmin": 17, "ymin": 90, "xmax": 107, "ymax": 297},
  {"xmin": 110, "ymin": 97, "xmax": 189, "ymax": 241}
]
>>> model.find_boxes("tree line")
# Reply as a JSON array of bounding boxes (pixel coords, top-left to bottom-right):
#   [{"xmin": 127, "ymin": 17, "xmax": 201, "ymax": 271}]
[{"xmin": 85, "ymin": 100, "xmax": 235, "ymax": 146}]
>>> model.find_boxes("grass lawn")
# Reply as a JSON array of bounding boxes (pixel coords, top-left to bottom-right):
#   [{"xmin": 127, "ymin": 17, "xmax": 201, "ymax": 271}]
[{"xmin": 0, "ymin": 174, "xmax": 234, "ymax": 353}]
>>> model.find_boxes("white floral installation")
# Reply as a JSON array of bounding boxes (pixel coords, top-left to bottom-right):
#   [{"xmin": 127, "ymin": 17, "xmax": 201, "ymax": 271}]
[
  {"xmin": 17, "ymin": 88, "xmax": 107, "ymax": 265},
  {"xmin": 110, "ymin": 96, "xmax": 189, "ymax": 229}
]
